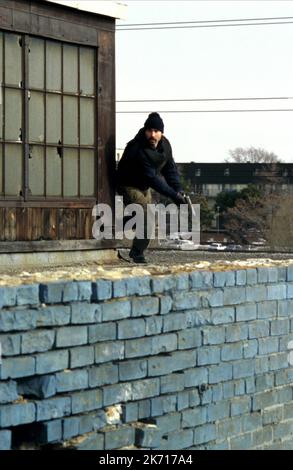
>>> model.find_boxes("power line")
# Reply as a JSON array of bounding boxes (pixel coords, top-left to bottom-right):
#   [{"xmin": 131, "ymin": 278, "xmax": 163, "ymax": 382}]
[
  {"xmin": 116, "ymin": 20, "xmax": 293, "ymax": 31},
  {"xmin": 117, "ymin": 16, "xmax": 293, "ymax": 27},
  {"xmin": 116, "ymin": 109, "xmax": 293, "ymax": 114},
  {"xmin": 117, "ymin": 96, "xmax": 293, "ymax": 103}
]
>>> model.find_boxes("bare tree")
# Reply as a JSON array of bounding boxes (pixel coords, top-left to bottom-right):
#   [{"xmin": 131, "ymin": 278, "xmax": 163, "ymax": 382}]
[{"xmin": 226, "ymin": 146, "xmax": 282, "ymax": 164}]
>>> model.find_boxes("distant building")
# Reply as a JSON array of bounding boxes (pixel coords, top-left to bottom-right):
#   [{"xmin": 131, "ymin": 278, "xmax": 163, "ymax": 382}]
[{"xmin": 178, "ymin": 162, "xmax": 293, "ymax": 204}]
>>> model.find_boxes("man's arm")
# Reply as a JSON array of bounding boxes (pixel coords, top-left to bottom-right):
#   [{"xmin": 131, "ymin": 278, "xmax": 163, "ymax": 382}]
[{"xmin": 161, "ymin": 156, "xmax": 183, "ymax": 193}]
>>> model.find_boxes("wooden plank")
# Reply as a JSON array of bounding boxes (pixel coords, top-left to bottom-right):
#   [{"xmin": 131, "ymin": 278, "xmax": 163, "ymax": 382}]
[
  {"xmin": 4, "ymin": 208, "xmax": 17, "ymax": 241},
  {"xmin": 78, "ymin": 208, "xmax": 93, "ymax": 239},
  {"xmin": 0, "ymin": 239, "xmax": 117, "ymax": 253},
  {"xmin": 43, "ymin": 207, "xmax": 58, "ymax": 239},
  {"xmin": 0, "ymin": 199, "xmax": 95, "ymax": 208},
  {"xmin": 0, "ymin": 208, "xmax": 5, "ymax": 241}
]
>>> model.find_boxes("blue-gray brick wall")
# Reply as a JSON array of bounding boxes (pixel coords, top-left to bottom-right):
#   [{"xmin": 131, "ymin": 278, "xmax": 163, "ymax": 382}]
[{"xmin": 1, "ymin": 266, "xmax": 293, "ymax": 449}]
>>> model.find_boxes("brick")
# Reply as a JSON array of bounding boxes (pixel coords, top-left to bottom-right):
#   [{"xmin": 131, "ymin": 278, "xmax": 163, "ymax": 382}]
[
  {"xmin": 226, "ymin": 271, "xmax": 236, "ymax": 286},
  {"xmin": 0, "ymin": 309, "xmax": 36, "ymax": 332},
  {"xmin": 16, "ymin": 284, "xmax": 39, "ymax": 306},
  {"xmin": 207, "ymin": 401, "xmax": 230, "ymax": 422},
  {"xmin": 145, "ymin": 316, "xmax": 163, "ymax": 335},
  {"xmin": 89, "ymin": 363, "xmax": 118, "ymax": 387},
  {"xmin": 209, "ymin": 364, "xmax": 232, "ymax": 384},
  {"xmin": 242, "ymin": 413, "xmax": 262, "ymax": 432},
  {"xmin": 257, "ymin": 301, "xmax": 277, "ymax": 320},
  {"xmin": 103, "ymin": 383, "xmax": 132, "ymax": 406},
  {"xmin": 269, "ymin": 352, "xmax": 288, "ymax": 371},
  {"xmin": 275, "ymin": 368, "xmax": 293, "ymax": 386},
  {"xmin": 95, "ymin": 341, "xmax": 124, "ymax": 363},
  {"xmin": 270, "ymin": 319, "xmax": 289, "ymax": 336},
  {"xmin": 151, "ymin": 394, "xmax": 177, "ymax": 417},
  {"xmin": 252, "ymin": 390, "xmax": 278, "ymax": 411},
  {"xmin": 287, "ymin": 265, "xmax": 293, "ymax": 281},
  {"xmin": 248, "ymin": 320, "xmax": 270, "ymax": 338},
  {"xmin": 171, "ymin": 314, "xmax": 196, "ymax": 335},
  {"xmin": 186, "ymin": 308, "xmax": 211, "ymax": 327},
  {"xmin": 160, "ymin": 429, "xmax": 193, "ymax": 450},
  {"xmin": 102, "ymin": 299, "xmax": 131, "ymax": 321},
  {"xmin": 268, "ymin": 268, "xmax": 279, "ymax": 283},
  {"xmin": 132, "ymin": 378, "xmax": 160, "ymax": 401},
  {"xmin": 278, "ymin": 267, "xmax": 287, "ymax": 282},
  {"xmin": 0, "ymin": 430, "xmax": 11, "ymax": 450},
  {"xmin": 37, "ymin": 397, "xmax": 71, "ymax": 421},
  {"xmin": 36, "ymin": 305, "xmax": 70, "ymax": 326},
  {"xmin": 0, "ymin": 402, "xmax": 35, "ymax": 427},
  {"xmin": 0, "ymin": 333, "xmax": 21, "ymax": 355},
  {"xmin": 277, "ymin": 299, "xmax": 293, "ymax": 317},
  {"xmin": 125, "ymin": 336, "xmax": 153, "ymax": 358},
  {"xmin": 257, "ymin": 267, "xmax": 269, "ymax": 283},
  {"xmin": 202, "ymin": 290, "xmax": 223, "ymax": 308},
  {"xmin": 226, "ymin": 324, "xmax": 248, "ymax": 342},
  {"xmin": 73, "ymin": 432, "xmax": 104, "ymax": 450},
  {"xmin": 138, "ymin": 400, "xmax": 151, "ymax": 419},
  {"xmin": 236, "ymin": 303, "xmax": 257, "ymax": 322},
  {"xmin": 189, "ymin": 389, "xmax": 200, "ymax": 407},
  {"xmin": 0, "ymin": 356, "xmax": 35, "ymax": 379},
  {"xmin": 151, "ymin": 275, "xmax": 176, "ymax": 293},
  {"xmin": 18, "ymin": 375, "xmax": 56, "ymax": 399},
  {"xmin": 118, "ymin": 318, "xmax": 145, "ymax": 339},
  {"xmin": 218, "ymin": 416, "xmax": 242, "ymax": 436},
  {"xmin": 37, "ymin": 419, "xmax": 62, "ymax": 443},
  {"xmin": 255, "ymin": 356, "xmax": 269, "ymax": 374},
  {"xmin": 233, "ymin": 359, "xmax": 255, "ymax": 379},
  {"xmin": 173, "ymin": 291, "xmax": 201, "ymax": 310},
  {"xmin": 88, "ymin": 323, "xmax": 116, "ymax": 343},
  {"xmin": 91, "ymin": 279, "xmax": 112, "ymax": 301},
  {"xmin": 200, "ymin": 387, "xmax": 212, "ymax": 405},
  {"xmin": 198, "ymin": 346, "xmax": 220, "ymax": 365},
  {"xmin": 159, "ymin": 295, "xmax": 173, "ymax": 314},
  {"xmin": 222, "ymin": 343, "xmax": 243, "ymax": 361},
  {"xmin": 56, "ymin": 326, "xmax": 87, "ymax": 347},
  {"xmin": 223, "ymin": 381, "xmax": 234, "ymax": 399},
  {"xmin": 267, "ymin": 284, "xmax": 287, "ymax": 300},
  {"xmin": 243, "ymin": 339, "xmax": 258, "ymax": 359},
  {"xmin": 170, "ymin": 350, "xmax": 197, "ymax": 371},
  {"xmin": 234, "ymin": 379, "xmax": 245, "ymax": 396},
  {"xmin": 213, "ymin": 272, "xmax": 226, "ymax": 288},
  {"xmin": 135, "ymin": 425, "xmax": 161, "ymax": 448},
  {"xmin": 160, "ymin": 373, "xmax": 185, "ymax": 393},
  {"xmin": 56, "ymin": 369, "xmax": 88, "ymax": 392},
  {"xmin": 0, "ymin": 380, "xmax": 19, "ymax": 404},
  {"xmin": 230, "ymin": 396, "xmax": 251, "ymax": 416},
  {"xmin": 193, "ymin": 423, "xmax": 216, "ymax": 445},
  {"xmin": 211, "ymin": 306, "xmax": 234, "ymax": 324},
  {"xmin": 40, "ymin": 282, "xmax": 78, "ymax": 303},
  {"xmin": 70, "ymin": 345, "xmax": 94, "ymax": 368},
  {"xmin": 77, "ymin": 281, "xmax": 92, "ymax": 301},
  {"xmin": 175, "ymin": 273, "xmax": 189, "ymax": 290},
  {"xmin": 126, "ymin": 276, "xmax": 151, "ymax": 296},
  {"xmin": 36, "ymin": 350, "xmax": 68, "ymax": 374},
  {"xmin": 21, "ymin": 329, "xmax": 55, "ymax": 354},
  {"xmin": 230, "ymin": 432, "xmax": 252, "ymax": 450},
  {"xmin": 152, "ymin": 333, "xmax": 177, "ymax": 354},
  {"xmin": 72, "ymin": 389, "xmax": 102, "ymax": 413},
  {"xmin": 119, "ymin": 359, "xmax": 147, "ymax": 381},
  {"xmin": 212, "ymin": 383, "xmax": 223, "ymax": 401},
  {"xmin": 236, "ymin": 270, "xmax": 247, "ymax": 285},
  {"xmin": 263, "ymin": 405, "xmax": 283, "ymax": 425},
  {"xmin": 104, "ymin": 426, "xmax": 135, "ymax": 450},
  {"xmin": 177, "ymin": 390, "xmax": 190, "ymax": 411},
  {"xmin": 178, "ymin": 327, "xmax": 201, "ymax": 349},
  {"xmin": 201, "ymin": 326, "xmax": 224, "ymax": 345},
  {"xmin": 0, "ymin": 287, "xmax": 16, "ymax": 308},
  {"xmin": 223, "ymin": 287, "xmax": 246, "ymax": 305},
  {"xmin": 112, "ymin": 279, "xmax": 127, "ymax": 298},
  {"xmin": 123, "ymin": 402, "xmax": 138, "ymax": 423},
  {"xmin": 132, "ymin": 297, "xmax": 159, "ymax": 317},
  {"xmin": 184, "ymin": 368, "xmax": 208, "ymax": 387},
  {"xmin": 148, "ymin": 355, "xmax": 173, "ymax": 376},
  {"xmin": 71, "ymin": 303, "xmax": 102, "ymax": 324},
  {"xmin": 190, "ymin": 271, "xmax": 213, "ymax": 289},
  {"xmin": 253, "ymin": 426, "xmax": 273, "ymax": 447},
  {"xmin": 182, "ymin": 407, "xmax": 206, "ymax": 428},
  {"xmin": 246, "ymin": 269, "xmax": 257, "ymax": 285},
  {"xmin": 246, "ymin": 286, "xmax": 267, "ymax": 302}
]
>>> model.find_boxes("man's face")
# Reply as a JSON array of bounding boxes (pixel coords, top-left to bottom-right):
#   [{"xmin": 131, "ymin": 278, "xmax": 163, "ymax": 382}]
[{"xmin": 145, "ymin": 128, "xmax": 162, "ymax": 148}]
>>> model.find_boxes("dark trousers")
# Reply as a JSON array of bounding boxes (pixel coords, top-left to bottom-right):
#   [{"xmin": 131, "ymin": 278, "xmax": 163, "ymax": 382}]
[{"xmin": 118, "ymin": 186, "xmax": 152, "ymax": 255}]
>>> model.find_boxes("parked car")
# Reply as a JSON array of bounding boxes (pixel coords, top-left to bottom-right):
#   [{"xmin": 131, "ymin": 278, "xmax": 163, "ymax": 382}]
[
  {"xmin": 226, "ymin": 244, "xmax": 243, "ymax": 251},
  {"xmin": 208, "ymin": 242, "xmax": 226, "ymax": 251}
]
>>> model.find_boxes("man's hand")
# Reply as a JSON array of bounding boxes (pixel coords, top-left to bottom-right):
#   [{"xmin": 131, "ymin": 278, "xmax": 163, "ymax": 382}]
[{"xmin": 174, "ymin": 192, "xmax": 186, "ymax": 205}]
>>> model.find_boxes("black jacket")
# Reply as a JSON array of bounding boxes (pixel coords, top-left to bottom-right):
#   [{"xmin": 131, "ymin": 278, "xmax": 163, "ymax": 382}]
[{"xmin": 116, "ymin": 128, "xmax": 182, "ymax": 200}]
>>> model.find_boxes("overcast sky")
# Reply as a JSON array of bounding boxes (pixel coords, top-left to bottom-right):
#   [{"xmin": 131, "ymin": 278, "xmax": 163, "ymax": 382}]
[{"xmin": 116, "ymin": 1, "xmax": 293, "ymax": 163}]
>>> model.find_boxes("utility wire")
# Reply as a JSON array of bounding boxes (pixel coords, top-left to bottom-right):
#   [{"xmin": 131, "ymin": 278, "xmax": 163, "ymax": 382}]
[
  {"xmin": 116, "ymin": 109, "xmax": 293, "ymax": 114},
  {"xmin": 117, "ymin": 96, "xmax": 293, "ymax": 103},
  {"xmin": 117, "ymin": 16, "xmax": 293, "ymax": 27},
  {"xmin": 116, "ymin": 20, "xmax": 293, "ymax": 31}
]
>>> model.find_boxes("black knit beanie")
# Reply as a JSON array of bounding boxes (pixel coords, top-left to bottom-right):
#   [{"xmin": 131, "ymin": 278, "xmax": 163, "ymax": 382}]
[{"xmin": 144, "ymin": 112, "xmax": 164, "ymax": 133}]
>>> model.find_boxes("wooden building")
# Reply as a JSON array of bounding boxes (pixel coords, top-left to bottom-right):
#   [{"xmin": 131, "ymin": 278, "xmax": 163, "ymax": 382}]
[{"xmin": 0, "ymin": 0, "xmax": 123, "ymax": 253}]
